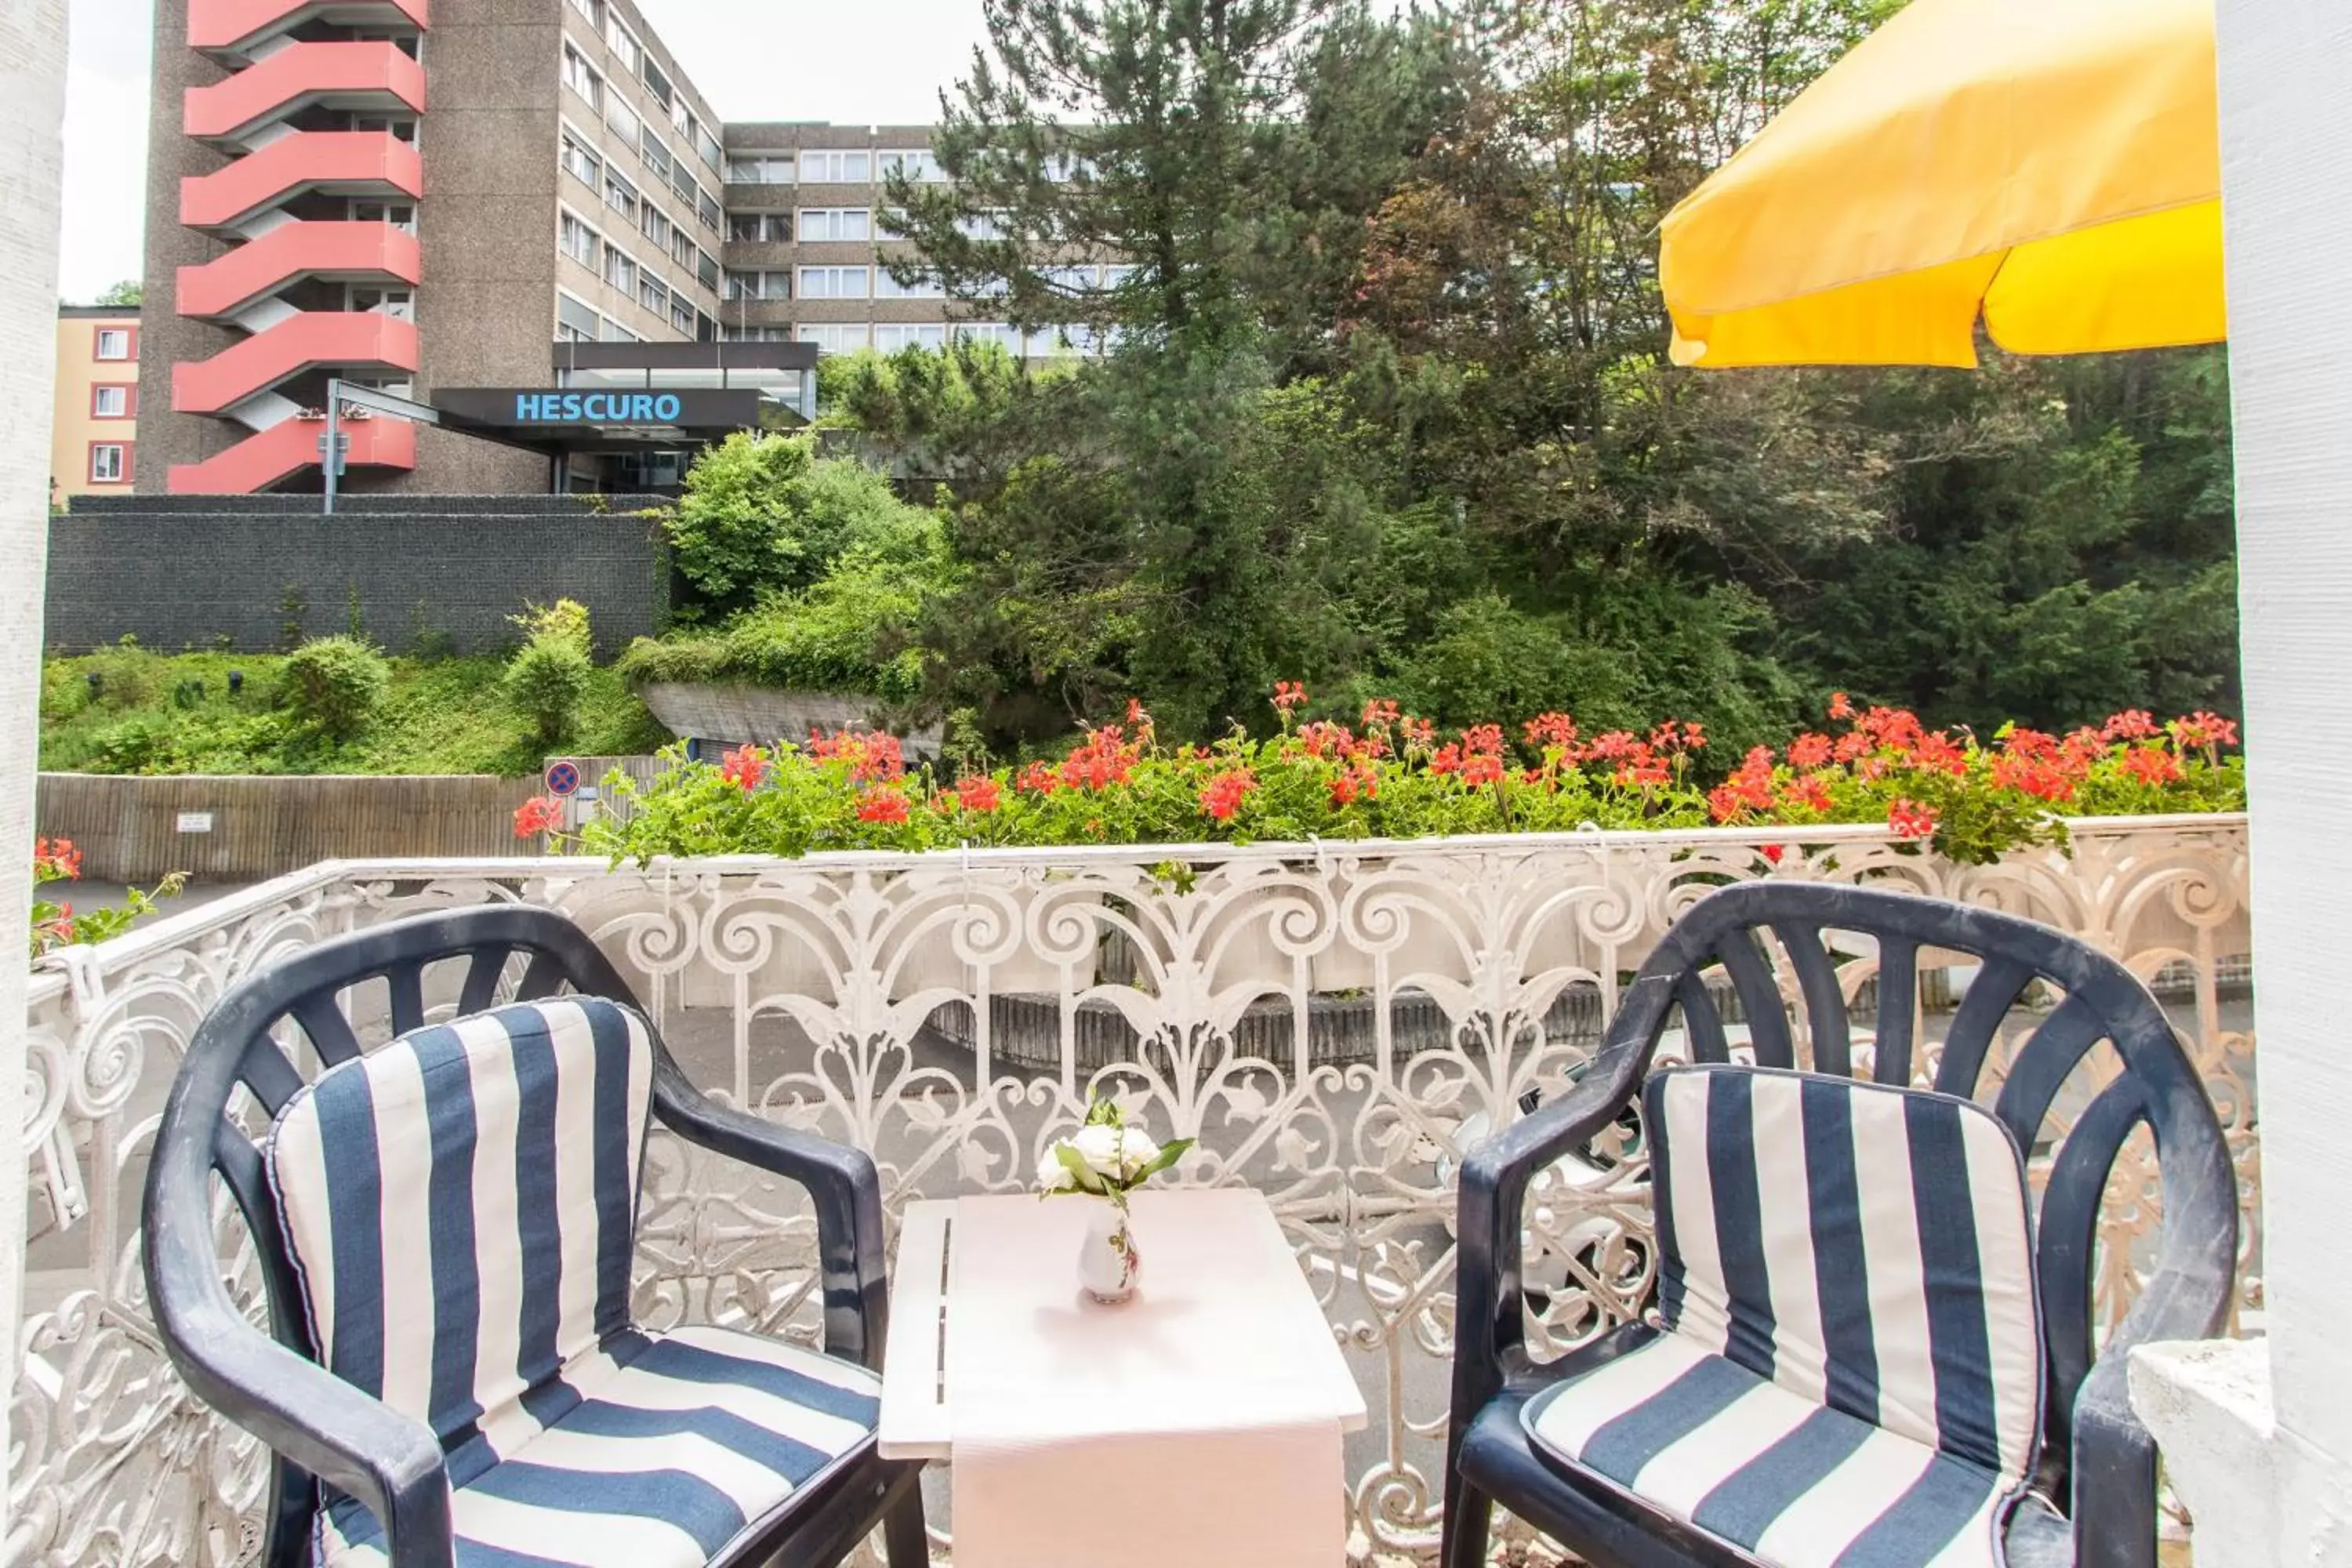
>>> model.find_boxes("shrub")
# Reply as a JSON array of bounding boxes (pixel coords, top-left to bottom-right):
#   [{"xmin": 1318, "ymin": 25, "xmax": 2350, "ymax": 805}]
[
  {"xmin": 503, "ymin": 600, "xmax": 595, "ymax": 746},
  {"xmin": 662, "ymin": 431, "xmax": 939, "ymax": 616},
  {"xmin": 281, "ymin": 636, "xmax": 390, "ymax": 740}
]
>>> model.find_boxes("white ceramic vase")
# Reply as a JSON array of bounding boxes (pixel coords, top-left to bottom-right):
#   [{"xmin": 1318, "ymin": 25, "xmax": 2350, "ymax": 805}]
[{"xmin": 1078, "ymin": 1200, "xmax": 1142, "ymax": 1305}]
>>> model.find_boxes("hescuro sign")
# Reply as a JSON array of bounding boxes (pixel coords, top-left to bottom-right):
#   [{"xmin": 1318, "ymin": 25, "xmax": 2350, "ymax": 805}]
[
  {"xmin": 432, "ymin": 387, "xmax": 762, "ymax": 430},
  {"xmin": 516, "ymin": 391, "xmax": 683, "ymax": 423}
]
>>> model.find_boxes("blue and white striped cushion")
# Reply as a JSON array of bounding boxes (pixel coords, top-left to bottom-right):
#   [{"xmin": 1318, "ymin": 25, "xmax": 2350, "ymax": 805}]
[
  {"xmin": 263, "ymin": 996, "xmax": 881, "ymax": 1567},
  {"xmin": 1523, "ymin": 1066, "xmax": 2044, "ymax": 1567}
]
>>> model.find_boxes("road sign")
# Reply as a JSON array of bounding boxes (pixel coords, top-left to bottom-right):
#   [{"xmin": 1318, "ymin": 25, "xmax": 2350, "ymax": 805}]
[
  {"xmin": 314, "ymin": 431, "xmax": 350, "ymax": 477},
  {"xmin": 543, "ymin": 759, "xmax": 583, "ymax": 797}
]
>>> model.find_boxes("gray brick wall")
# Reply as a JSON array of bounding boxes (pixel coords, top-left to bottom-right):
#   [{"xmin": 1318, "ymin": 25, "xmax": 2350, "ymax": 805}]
[{"xmin": 46, "ymin": 495, "xmax": 670, "ymax": 656}]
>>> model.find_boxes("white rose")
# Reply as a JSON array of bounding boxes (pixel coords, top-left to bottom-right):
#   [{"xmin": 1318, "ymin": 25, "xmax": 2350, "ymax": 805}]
[
  {"xmin": 1036, "ymin": 1145, "xmax": 1079, "ymax": 1192},
  {"xmin": 1072, "ymin": 1122, "xmax": 1160, "ymax": 1180}
]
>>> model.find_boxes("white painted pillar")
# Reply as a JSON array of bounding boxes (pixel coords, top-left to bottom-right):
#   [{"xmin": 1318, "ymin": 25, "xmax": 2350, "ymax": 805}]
[
  {"xmin": 2129, "ymin": 2, "xmax": 2352, "ymax": 1563},
  {"xmin": 0, "ymin": 0, "xmax": 65, "ymax": 1538}
]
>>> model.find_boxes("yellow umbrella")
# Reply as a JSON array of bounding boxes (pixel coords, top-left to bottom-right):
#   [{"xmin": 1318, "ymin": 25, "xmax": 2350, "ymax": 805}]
[{"xmin": 1661, "ymin": 0, "xmax": 2221, "ymax": 368}]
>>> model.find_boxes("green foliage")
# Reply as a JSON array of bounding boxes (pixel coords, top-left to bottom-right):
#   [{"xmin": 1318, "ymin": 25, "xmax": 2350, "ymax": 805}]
[
  {"xmin": 659, "ymin": 434, "xmax": 933, "ymax": 620},
  {"xmin": 93, "ymin": 279, "xmax": 142, "ymax": 307},
  {"xmin": 281, "ymin": 636, "xmax": 390, "ymax": 741},
  {"xmin": 503, "ymin": 600, "xmax": 596, "ymax": 746},
  {"xmin": 39, "ymin": 645, "xmax": 670, "ymax": 777},
  {"xmin": 620, "ymin": 513, "xmax": 959, "ymax": 710}
]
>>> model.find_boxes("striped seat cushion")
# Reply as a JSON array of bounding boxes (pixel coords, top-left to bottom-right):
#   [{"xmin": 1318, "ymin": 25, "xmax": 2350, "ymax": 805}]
[
  {"xmin": 1523, "ymin": 1065, "xmax": 2044, "ymax": 1567},
  {"xmin": 318, "ymin": 1323, "xmax": 882, "ymax": 1567},
  {"xmin": 263, "ymin": 996, "xmax": 882, "ymax": 1566}
]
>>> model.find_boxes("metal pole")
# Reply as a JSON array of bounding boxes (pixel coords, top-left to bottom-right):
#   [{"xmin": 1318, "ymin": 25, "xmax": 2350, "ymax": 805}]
[{"xmin": 323, "ymin": 377, "xmax": 341, "ymax": 516}]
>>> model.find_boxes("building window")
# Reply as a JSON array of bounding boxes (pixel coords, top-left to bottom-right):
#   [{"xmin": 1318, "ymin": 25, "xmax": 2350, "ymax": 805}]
[
  {"xmin": 729, "ymin": 212, "xmax": 790, "ymax": 243},
  {"xmin": 670, "ymin": 226, "xmax": 695, "ymax": 268},
  {"xmin": 670, "ymin": 294, "xmax": 695, "ymax": 336},
  {"xmin": 874, "ymin": 323, "xmax": 948, "ymax": 352},
  {"xmin": 1044, "ymin": 264, "xmax": 1099, "ymax": 292},
  {"xmin": 1102, "ymin": 264, "xmax": 1140, "ymax": 290},
  {"xmin": 797, "ymin": 265, "xmax": 870, "ymax": 299},
  {"xmin": 876, "ymin": 267, "xmax": 944, "ymax": 299},
  {"xmin": 797, "ymin": 207, "xmax": 872, "ymax": 242},
  {"xmin": 723, "ymin": 325, "xmax": 791, "ymax": 342},
  {"xmin": 639, "ymin": 272, "xmax": 667, "ymax": 318},
  {"xmin": 1044, "ymin": 152, "xmax": 1094, "ymax": 183},
  {"xmin": 351, "ymin": 112, "xmax": 419, "ymax": 142},
  {"xmin": 957, "ymin": 210, "xmax": 1009, "ymax": 241},
  {"xmin": 696, "ymin": 128, "xmax": 722, "ymax": 172},
  {"xmin": 601, "ymin": 316, "xmax": 638, "ymax": 343},
  {"xmin": 350, "ymin": 198, "xmax": 416, "ymax": 230},
  {"xmin": 604, "ymin": 16, "xmax": 641, "ymax": 72},
  {"xmin": 695, "ymin": 248, "xmax": 720, "ymax": 290},
  {"xmin": 724, "ymin": 270, "xmax": 789, "ymax": 301},
  {"xmin": 725, "ymin": 153, "xmax": 794, "ymax": 184},
  {"xmin": 604, "ymin": 93, "xmax": 641, "ymax": 147},
  {"xmin": 557, "ymin": 292, "xmax": 600, "ymax": 343},
  {"xmin": 561, "ymin": 127, "xmax": 600, "ymax": 187},
  {"xmin": 91, "ymin": 384, "xmax": 133, "ymax": 419},
  {"xmin": 800, "ymin": 150, "xmax": 872, "ymax": 184},
  {"xmin": 698, "ymin": 190, "xmax": 721, "ymax": 232},
  {"xmin": 641, "ymin": 56, "xmax": 672, "ymax": 110},
  {"xmin": 641, "ymin": 129, "xmax": 673, "ymax": 181},
  {"xmin": 604, "ymin": 167, "xmax": 638, "ymax": 223},
  {"xmin": 956, "ymin": 322, "xmax": 1018, "ymax": 350},
  {"xmin": 564, "ymin": 0, "xmax": 601, "ymax": 23},
  {"xmin": 94, "ymin": 328, "xmax": 132, "ymax": 361},
  {"xmin": 671, "ymin": 100, "xmax": 695, "ymax": 140},
  {"xmin": 89, "ymin": 443, "xmax": 128, "ymax": 484},
  {"xmin": 671, "ymin": 162, "xmax": 699, "ymax": 206},
  {"xmin": 561, "ymin": 43, "xmax": 601, "ymax": 111},
  {"xmin": 560, "ymin": 208, "xmax": 599, "ymax": 268},
  {"xmin": 603, "ymin": 245, "xmax": 637, "ymax": 294},
  {"xmin": 878, "ymin": 149, "xmax": 946, "ymax": 183},
  {"xmin": 348, "ymin": 286, "xmax": 413, "ymax": 318},
  {"xmin": 797, "ymin": 323, "xmax": 869, "ymax": 355},
  {"xmin": 641, "ymin": 202, "xmax": 671, "ymax": 249}
]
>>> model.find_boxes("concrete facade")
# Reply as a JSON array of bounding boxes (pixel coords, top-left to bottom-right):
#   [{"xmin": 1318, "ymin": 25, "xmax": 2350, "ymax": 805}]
[
  {"xmin": 137, "ymin": 0, "xmax": 1096, "ymax": 495},
  {"xmin": 50, "ymin": 305, "xmax": 140, "ymax": 500}
]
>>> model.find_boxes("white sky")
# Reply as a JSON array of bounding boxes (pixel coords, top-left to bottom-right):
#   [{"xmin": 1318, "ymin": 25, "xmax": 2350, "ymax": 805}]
[{"xmin": 56, "ymin": 0, "xmax": 997, "ymax": 303}]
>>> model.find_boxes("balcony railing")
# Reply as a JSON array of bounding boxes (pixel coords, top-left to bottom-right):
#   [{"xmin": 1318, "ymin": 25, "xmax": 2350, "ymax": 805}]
[{"xmin": 8, "ymin": 816, "xmax": 2257, "ymax": 1564}]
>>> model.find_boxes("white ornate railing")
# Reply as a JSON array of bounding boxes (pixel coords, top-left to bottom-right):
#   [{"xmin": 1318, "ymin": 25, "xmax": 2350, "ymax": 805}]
[{"xmin": 8, "ymin": 816, "xmax": 2256, "ymax": 1565}]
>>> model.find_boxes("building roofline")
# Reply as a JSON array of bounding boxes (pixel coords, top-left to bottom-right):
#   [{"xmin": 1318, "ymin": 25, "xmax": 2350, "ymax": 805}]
[{"xmin": 59, "ymin": 304, "xmax": 142, "ymax": 319}]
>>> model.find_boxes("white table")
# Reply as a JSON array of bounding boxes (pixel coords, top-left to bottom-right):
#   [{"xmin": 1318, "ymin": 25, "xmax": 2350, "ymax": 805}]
[{"xmin": 877, "ymin": 1187, "xmax": 1367, "ymax": 1461}]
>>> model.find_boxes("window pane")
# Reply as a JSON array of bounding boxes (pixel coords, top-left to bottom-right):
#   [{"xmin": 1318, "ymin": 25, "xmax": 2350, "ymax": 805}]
[
  {"xmin": 605, "ymin": 94, "xmax": 640, "ymax": 145},
  {"xmin": 557, "ymin": 293, "xmax": 600, "ymax": 338},
  {"xmin": 641, "ymin": 129, "xmax": 672, "ymax": 178},
  {"xmin": 639, "ymin": 274, "xmax": 666, "ymax": 315},
  {"xmin": 95, "ymin": 329, "xmax": 129, "ymax": 359},
  {"xmin": 699, "ymin": 191, "xmax": 721, "ymax": 230}
]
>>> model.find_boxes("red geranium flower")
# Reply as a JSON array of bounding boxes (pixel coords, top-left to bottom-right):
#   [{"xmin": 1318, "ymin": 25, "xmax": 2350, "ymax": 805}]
[
  {"xmin": 2120, "ymin": 745, "xmax": 2184, "ymax": 786},
  {"xmin": 1888, "ymin": 797, "xmax": 1939, "ymax": 840},
  {"xmin": 956, "ymin": 775, "xmax": 1004, "ymax": 812},
  {"xmin": 1198, "ymin": 768, "xmax": 1255, "ymax": 821},
  {"xmin": 1461, "ymin": 753, "xmax": 1505, "ymax": 786},
  {"xmin": 1828, "ymin": 691, "xmax": 1855, "ymax": 721},
  {"xmin": 513, "ymin": 796, "xmax": 564, "ymax": 837},
  {"xmin": 1787, "ymin": 732, "xmax": 1832, "ymax": 770},
  {"xmin": 856, "ymin": 787, "xmax": 911, "ymax": 825},
  {"xmin": 719, "ymin": 743, "xmax": 768, "ymax": 791},
  {"xmin": 1272, "ymin": 681, "xmax": 1308, "ymax": 714}
]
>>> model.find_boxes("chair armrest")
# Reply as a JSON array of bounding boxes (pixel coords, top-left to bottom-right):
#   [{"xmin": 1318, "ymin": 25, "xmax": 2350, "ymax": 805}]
[
  {"xmin": 1449, "ymin": 998, "xmax": 1658, "ymax": 1445},
  {"xmin": 648, "ymin": 1054, "xmax": 890, "ymax": 1370},
  {"xmin": 144, "ymin": 1189, "xmax": 453, "ymax": 1567},
  {"xmin": 2067, "ymin": 1352, "xmax": 2158, "ymax": 1568}
]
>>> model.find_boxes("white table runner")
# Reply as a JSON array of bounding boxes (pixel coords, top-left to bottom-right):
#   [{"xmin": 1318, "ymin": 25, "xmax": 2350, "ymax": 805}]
[{"xmin": 943, "ymin": 1189, "xmax": 1352, "ymax": 1568}]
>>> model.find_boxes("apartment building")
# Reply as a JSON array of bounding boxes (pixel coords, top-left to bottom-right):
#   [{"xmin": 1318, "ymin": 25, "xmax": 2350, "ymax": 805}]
[
  {"xmin": 136, "ymin": 0, "xmax": 811, "ymax": 495},
  {"xmin": 53, "ymin": 306, "xmax": 142, "ymax": 501},
  {"xmin": 136, "ymin": 0, "xmax": 1105, "ymax": 495}
]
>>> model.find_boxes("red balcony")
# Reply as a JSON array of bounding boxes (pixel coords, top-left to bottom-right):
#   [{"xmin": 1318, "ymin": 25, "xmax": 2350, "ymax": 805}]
[
  {"xmin": 183, "ymin": 40, "xmax": 425, "ymax": 142},
  {"xmin": 189, "ymin": 0, "xmax": 427, "ymax": 56},
  {"xmin": 180, "ymin": 131, "xmax": 422, "ymax": 229},
  {"xmin": 172, "ymin": 310, "xmax": 419, "ymax": 413},
  {"xmin": 167, "ymin": 413, "xmax": 417, "ymax": 494},
  {"xmin": 177, "ymin": 221, "xmax": 421, "ymax": 318}
]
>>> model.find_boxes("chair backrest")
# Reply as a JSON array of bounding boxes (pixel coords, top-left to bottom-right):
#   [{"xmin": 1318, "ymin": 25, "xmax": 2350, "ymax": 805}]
[
  {"xmin": 144, "ymin": 906, "xmax": 647, "ymax": 1568},
  {"xmin": 1645, "ymin": 1064, "xmax": 2043, "ymax": 1484},
  {"xmin": 1595, "ymin": 882, "xmax": 2238, "ymax": 1492}
]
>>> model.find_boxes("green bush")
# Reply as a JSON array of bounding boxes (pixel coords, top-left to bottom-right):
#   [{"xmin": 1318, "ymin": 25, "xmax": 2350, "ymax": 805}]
[
  {"xmin": 662, "ymin": 431, "xmax": 940, "ymax": 617},
  {"xmin": 618, "ymin": 514, "xmax": 958, "ymax": 706},
  {"xmin": 503, "ymin": 600, "xmax": 595, "ymax": 746},
  {"xmin": 281, "ymin": 636, "xmax": 390, "ymax": 740}
]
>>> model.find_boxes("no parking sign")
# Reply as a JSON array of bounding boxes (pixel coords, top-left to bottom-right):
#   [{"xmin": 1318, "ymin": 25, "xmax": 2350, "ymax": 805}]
[{"xmin": 544, "ymin": 759, "xmax": 583, "ymax": 797}]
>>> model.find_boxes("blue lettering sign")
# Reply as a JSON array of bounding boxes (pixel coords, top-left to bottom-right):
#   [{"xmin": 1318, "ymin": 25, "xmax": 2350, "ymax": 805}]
[
  {"xmin": 509, "ymin": 390, "xmax": 699, "ymax": 425},
  {"xmin": 655, "ymin": 394, "xmax": 681, "ymax": 421}
]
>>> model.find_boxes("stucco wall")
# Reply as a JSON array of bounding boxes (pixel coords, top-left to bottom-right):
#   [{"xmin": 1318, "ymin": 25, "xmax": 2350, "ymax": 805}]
[{"xmin": 43, "ymin": 493, "xmax": 670, "ymax": 655}]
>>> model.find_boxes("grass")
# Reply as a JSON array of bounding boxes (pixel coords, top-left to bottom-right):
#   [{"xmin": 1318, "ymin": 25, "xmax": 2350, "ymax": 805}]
[{"xmin": 41, "ymin": 644, "xmax": 672, "ymax": 779}]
